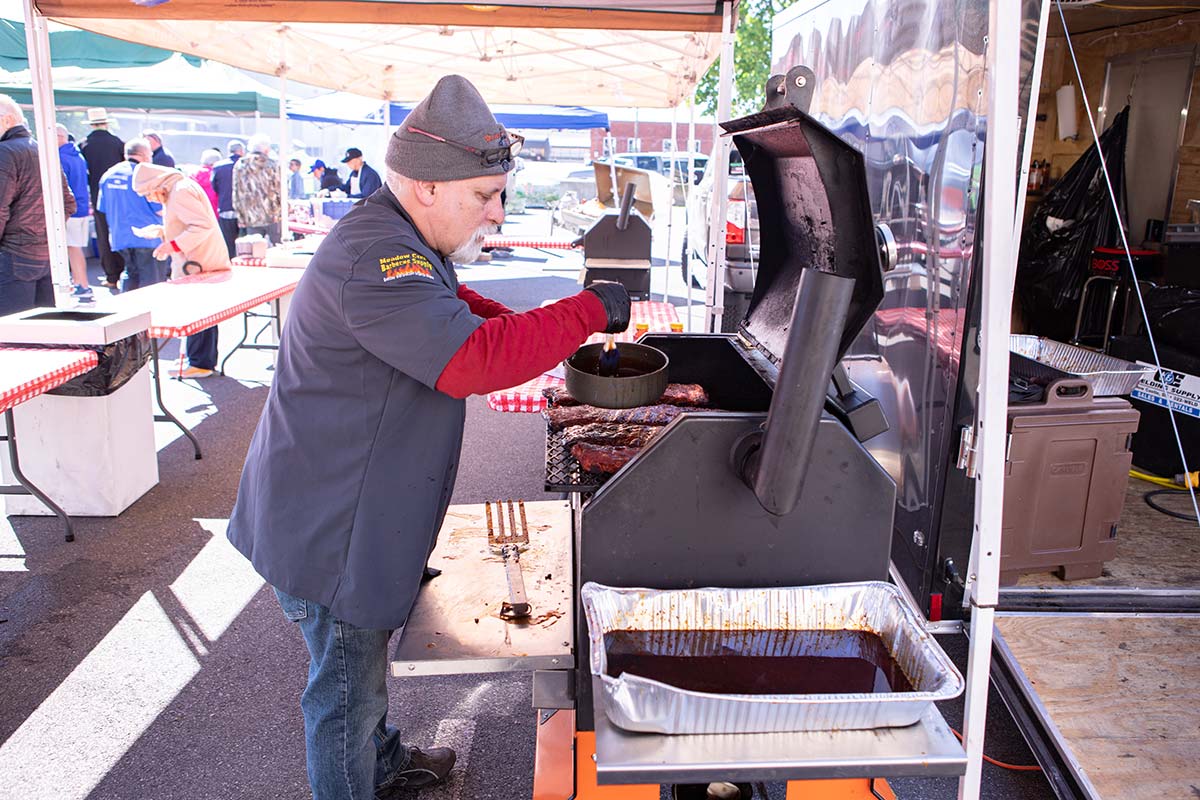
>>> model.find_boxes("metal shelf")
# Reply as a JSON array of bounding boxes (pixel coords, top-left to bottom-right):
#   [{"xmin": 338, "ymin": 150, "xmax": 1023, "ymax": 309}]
[{"xmin": 592, "ymin": 678, "xmax": 966, "ymax": 785}]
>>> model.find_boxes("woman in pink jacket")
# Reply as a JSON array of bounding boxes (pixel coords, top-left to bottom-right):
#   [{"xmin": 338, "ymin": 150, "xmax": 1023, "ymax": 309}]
[
  {"xmin": 192, "ymin": 149, "xmax": 221, "ymax": 213},
  {"xmin": 134, "ymin": 162, "xmax": 230, "ymax": 378}
]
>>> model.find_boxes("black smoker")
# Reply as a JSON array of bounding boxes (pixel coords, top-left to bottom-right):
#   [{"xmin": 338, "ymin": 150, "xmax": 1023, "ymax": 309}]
[
  {"xmin": 580, "ymin": 183, "xmax": 653, "ymax": 299},
  {"xmin": 557, "ymin": 106, "xmax": 897, "ymax": 731}
]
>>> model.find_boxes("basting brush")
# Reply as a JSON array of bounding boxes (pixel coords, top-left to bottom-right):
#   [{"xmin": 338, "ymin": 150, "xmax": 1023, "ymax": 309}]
[{"xmin": 598, "ymin": 334, "xmax": 620, "ymax": 377}]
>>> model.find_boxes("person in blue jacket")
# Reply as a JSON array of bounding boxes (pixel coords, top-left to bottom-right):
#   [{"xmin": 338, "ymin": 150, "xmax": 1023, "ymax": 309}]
[
  {"xmin": 56, "ymin": 123, "xmax": 92, "ymax": 301},
  {"xmin": 339, "ymin": 147, "xmax": 382, "ymax": 197},
  {"xmin": 96, "ymin": 139, "xmax": 167, "ymax": 291}
]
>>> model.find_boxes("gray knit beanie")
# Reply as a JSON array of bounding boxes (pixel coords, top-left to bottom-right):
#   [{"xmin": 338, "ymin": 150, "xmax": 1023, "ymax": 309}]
[{"xmin": 387, "ymin": 75, "xmax": 516, "ymax": 181}]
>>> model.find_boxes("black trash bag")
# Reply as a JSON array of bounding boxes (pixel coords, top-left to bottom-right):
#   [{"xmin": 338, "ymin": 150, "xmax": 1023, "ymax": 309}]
[
  {"xmin": 20, "ymin": 333, "xmax": 153, "ymax": 397},
  {"xmin": 1139, "ymin": 285, "xmax": 1200, "ymax": 358},
  {"xmin": 1015, "ymin": 107, "xmax": 1130, "ymax": 342}
]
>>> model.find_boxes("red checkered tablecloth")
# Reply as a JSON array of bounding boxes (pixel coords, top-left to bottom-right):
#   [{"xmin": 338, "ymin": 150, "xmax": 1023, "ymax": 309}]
[
  {"xmin": 486, "ymin": 301, "xmax": 680, "ymax": 413},
  {"xmin": 288, "ymin": 221, "xmax": 330, "ymax": 236},
  {"xmin": 483, "ymin": 236, "xmax": 578, "ymax": 250},
  {"xmin": 232, "ymin": 234, "xmax": 325, "ymax": 268},
  {"xmin": 106, "ymin": 267, "xmax": 302, "ymax": 339},
  {"xmin": 0, "ymin": 348, "xmax": 99, "ymax": 414}
]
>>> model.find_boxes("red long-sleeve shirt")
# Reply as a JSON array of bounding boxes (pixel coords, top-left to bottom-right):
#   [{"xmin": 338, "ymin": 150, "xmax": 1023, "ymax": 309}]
[{"xmin": 436, "ymin": 284, "xmax": 607, "ymax": 398}]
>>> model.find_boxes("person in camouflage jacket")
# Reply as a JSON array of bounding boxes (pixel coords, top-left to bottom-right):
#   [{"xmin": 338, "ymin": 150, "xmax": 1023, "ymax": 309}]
[{"xmin": 232, "ymin": 133, "xmax": 281, "ymax": 241}]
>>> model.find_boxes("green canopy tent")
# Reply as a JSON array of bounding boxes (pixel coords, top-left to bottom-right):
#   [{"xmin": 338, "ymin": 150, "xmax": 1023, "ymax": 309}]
[
  {"xmin": 0, "ymin": 17, "xmax": 199, "ymax": 70},
  {"xmin": 0, "ymin": 25, "xmax": 278, "ymax": 115}
]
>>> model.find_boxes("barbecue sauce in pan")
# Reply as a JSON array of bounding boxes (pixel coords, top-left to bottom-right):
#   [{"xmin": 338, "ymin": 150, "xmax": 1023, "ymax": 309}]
[{"xmin": 603, "ymin": 629, "xmax": 914, "ymax": 695}]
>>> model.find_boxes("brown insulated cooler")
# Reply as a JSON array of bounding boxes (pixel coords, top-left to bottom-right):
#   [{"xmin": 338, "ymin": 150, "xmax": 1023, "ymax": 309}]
[{"xmin": 1000, "ymin": 378, "xmax": 1141, "ymax": 586}]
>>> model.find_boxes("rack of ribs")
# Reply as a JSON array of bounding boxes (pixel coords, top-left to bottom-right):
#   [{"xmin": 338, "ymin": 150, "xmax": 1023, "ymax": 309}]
[
  {"xmin": 544, "ymin": 403, "xmax": 683, "ymax": 431},
  {"xmin": 543, "ymin": 383, "xmax": 709, "ymax": 409},
  {"xmin": 571, "ymin": 443, "xmax": 642, "ymax": 475},
  {"xmin": 561, "ymin": 423, "xmax": 662, "ymax": 450}
]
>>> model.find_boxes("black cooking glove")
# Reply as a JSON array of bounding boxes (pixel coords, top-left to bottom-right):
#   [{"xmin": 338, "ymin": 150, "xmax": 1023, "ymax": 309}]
[{"xmin": 585, "ymin": 280, "xmax": 631, "ymax": 334}]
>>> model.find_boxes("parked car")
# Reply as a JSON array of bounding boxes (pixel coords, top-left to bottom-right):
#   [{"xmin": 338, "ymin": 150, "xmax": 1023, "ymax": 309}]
[
  {"xmin": 681, "ymin": 149, "xmax": 761, "ymax": 330},
  {"xmin": 611, "ymin": 151, "xmax": 708, "ymax": 185}
]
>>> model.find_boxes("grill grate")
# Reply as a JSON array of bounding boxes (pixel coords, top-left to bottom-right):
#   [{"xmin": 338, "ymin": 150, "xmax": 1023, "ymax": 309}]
[{"xmin": 545, "ymin": 428, "xmax": 607, "ymax": 493}]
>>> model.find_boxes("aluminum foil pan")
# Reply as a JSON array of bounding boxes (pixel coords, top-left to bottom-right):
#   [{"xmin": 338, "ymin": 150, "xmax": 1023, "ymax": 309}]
[
  {"xmin": 581, "ymin": 581, "xmax": 963, "ymax": 734},
  {"xmin": 1010, "ymin": 334, "xmax": 1152, "ymax": 396}
]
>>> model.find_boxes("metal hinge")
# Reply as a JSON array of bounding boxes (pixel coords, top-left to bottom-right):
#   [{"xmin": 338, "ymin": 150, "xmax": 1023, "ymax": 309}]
[{"xmin": 956, "ymin": 425, "xmax": 978, "ymax": 478}]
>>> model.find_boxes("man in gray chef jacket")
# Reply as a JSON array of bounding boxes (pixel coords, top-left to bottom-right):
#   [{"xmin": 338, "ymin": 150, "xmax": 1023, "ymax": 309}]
[{"xmin": 227, "ymin": 74, "xmax": 629, "ymax": 800}]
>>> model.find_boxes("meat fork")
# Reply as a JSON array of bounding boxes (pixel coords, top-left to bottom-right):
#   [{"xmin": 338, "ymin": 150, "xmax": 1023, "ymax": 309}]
[{"xmin": 485, "ymin": 500, "xmax": 531, "ymax": 619}]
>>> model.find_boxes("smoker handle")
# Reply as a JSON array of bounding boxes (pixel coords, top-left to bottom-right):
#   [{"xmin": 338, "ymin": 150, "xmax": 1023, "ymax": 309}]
[
  {"xmin": 739, "ymin": 269, "xmax": 856, "ymax": 516},
  {"xmin": 616, "ymin": 183, "xmax": 637, "ymax": 231}
]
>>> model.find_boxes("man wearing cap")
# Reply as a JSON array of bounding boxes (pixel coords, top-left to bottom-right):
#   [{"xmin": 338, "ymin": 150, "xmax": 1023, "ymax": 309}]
[
  {"xmin": 227, "ymin": 74, "xmax": 629, "ymax": 799},
  {"xmin": 310, "ymin": 159, "xmax": 342, "ymax": 193},
  {"xmin": 80, "ymin": 107, "xmax": 125, "ymax": 290},
  {"xmin": 210, "ymin": 140, "xmax": 244, "ymax": 257},
  {"xmin": 339, "ymin": 146, "xmax": 382, "ymax": 198}
]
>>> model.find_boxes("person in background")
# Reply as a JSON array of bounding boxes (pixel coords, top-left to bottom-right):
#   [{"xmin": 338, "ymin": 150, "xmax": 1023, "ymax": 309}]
[
  {"xmin": 0, "ymin": 95, "xmax": 76, "ymax": 316},
  {"xmin": 288, "ymin": 157, "xmax": 305, "ymax": 199},
  {"xmin": 79, "ymin": 107, "xmax": 124, "ymax": 290},
  {"xmin": 211, "ymin": 139, "xmax": 244, "ymax": 257},
  {"xmin": 310, "ymin": 159, "xmax": 342, "ymax": 193},
  {"xmin": 97, "ymin": 138, "xmax": 166, "ymax": 292},
  {"xmin": 134, "ymin": 162, "xmax": 231, "ymax": 379},
  {"xmin": 233, "ymin": 133, "xmax": 281, "ymax": 243},
  {"xmin": 339, "ymin": 146, "xmax": 382, "ymax": 198},
  {"xmin": 226, "ymin": 74, "xmax": 628, "ymax": 800},
  {"xmin": 193, "ymin": 148, "xmax": 222, "ymax": 213},
  {"xmin": 56, "ymin": 123, "xmax": 92, "ymax": 302},
  {"xmin": 142, "ymin": 129, "xmax": 175, "ymax": 168}
]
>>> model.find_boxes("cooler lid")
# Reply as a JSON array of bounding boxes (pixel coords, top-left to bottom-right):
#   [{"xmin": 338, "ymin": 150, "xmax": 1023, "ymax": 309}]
[{"xmin": 723, "ymin": 106, "xmax": 883, "ymax": 364}]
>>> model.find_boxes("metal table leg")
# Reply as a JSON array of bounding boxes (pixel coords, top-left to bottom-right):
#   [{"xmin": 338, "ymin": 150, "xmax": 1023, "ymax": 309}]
[
  {"xmin": 219, "ymin": 299, "xmax": 282, "ymax": 376},
  {"xmin": 0, "ymin": 409, "xmax": 75, "ymax": 542},
  {"xmin": 151, "ymin": 345, "xmax": 202, "ymax": 460}
]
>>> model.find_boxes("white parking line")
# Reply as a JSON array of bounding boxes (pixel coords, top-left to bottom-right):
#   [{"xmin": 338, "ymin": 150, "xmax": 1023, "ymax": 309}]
[{"xmin": 422, "ymin": 717, "xmax": 476, "ymax": 800}]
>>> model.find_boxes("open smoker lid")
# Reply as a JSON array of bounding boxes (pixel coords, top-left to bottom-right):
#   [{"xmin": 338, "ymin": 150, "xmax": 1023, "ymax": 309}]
[{"xmin": 724, "ymin": 106, "xmax": 883, "ymax": 365}]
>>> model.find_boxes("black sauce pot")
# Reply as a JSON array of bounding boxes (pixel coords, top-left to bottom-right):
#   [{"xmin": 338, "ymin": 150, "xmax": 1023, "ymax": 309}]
[{"xmin": 564, "ymin": 342, "xmax": 668, "ymax": 409}]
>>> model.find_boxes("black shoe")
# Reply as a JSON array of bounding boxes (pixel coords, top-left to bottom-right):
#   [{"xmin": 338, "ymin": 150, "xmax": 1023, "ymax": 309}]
[{"xmin": 377, "ymin": 746, "xmax": 456, "ymax": 795}]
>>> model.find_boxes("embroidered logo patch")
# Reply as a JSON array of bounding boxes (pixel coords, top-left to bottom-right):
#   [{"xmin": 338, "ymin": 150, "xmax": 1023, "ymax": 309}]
[{"xmin": 380, "ymin": 253, "xmax": 434, "ymax": 282}]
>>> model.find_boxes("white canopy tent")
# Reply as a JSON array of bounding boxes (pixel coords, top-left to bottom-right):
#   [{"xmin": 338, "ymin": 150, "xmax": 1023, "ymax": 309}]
[
  {"xmin": 21, "ymin": 0, "xmax": 736, "ymax": 288},
  {"xmin": 35, "ymin": 2, "xmax": 725, "ymax": 108},
  {"xmin": 14, "ymin": 3, "xmax": 1026, "ymax": 799}
]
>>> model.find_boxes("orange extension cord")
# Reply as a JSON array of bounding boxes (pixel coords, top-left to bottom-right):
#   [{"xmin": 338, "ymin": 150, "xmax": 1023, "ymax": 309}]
[{"xmin": 951, "ymin": 729, "xmax": 1043, "ymax": 772}]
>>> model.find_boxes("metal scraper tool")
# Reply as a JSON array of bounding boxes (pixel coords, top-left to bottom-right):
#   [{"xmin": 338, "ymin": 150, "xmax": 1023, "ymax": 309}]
[{"xmin": 485, "ymin": 500, "xmax": 531, "ymax": 620}]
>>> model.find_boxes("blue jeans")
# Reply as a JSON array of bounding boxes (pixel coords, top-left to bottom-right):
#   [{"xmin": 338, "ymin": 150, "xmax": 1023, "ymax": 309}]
[
  {"xmin": 274, "ymin": 588, "xmax": 412, "ymax": 800},
  {"xmin": 0, "ymin": 252, "xmax": 53, "ymax": 316},
  {"xmin": 120, "ymin": 247, "xmax": 167, "ymax": 292},
  {"xmin": 186, "ymin": 327, "xmax": 219, "ymax": 370}
]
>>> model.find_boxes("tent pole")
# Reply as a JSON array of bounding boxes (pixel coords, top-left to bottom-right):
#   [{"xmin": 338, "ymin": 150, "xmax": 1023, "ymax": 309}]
[
  {"xmin": 958, "ymin": 1, "xmax": 1021, "ymax": 798},
  {"xmin": 685, "ymin": 99, "xmax": 695, "ymax": 331},
  {"xmin": 278, "ymin": 31, "xmax": 290, "ymax": 242},
  {"xmin": 1014, "ymin": 0, "xmax": 1051, "ymax": 249},
  {"xmin": 380, "ymin": 99, "xmax": 391, "ymax": 176},
  {"xmin": 664, "ymin": 99, "xmax": 678, "ymax": 303},
  {"xmin": 704, "ymin": 0, "xmax": 735, "ymax": 333},
  {"xmin": 21, "ymin": 0, "xmax": 69, "ymax": 290}
]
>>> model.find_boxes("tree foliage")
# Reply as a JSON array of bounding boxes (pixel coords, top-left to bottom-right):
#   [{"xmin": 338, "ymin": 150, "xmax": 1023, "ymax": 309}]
[{"xmin": 694, "ymin": 0, "xmax": 797, "ymax": 118}]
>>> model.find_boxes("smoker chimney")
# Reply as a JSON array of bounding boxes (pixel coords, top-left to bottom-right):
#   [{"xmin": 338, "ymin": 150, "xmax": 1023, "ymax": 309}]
[{"xmin": 739, "ymin": 268, "xmax": 855, "ymax": 516}]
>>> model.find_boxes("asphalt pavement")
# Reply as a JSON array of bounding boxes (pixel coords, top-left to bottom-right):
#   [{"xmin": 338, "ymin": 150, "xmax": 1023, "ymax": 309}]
[{"xmin": 0, "ymin": 212, "xmax": 1055, "ymax": 799}]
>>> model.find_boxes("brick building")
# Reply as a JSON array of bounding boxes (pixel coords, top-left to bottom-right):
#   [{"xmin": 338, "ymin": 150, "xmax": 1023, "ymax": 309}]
[{"xmin": 589, "ymin": 119, "xmax": 715, "ymax": 159}]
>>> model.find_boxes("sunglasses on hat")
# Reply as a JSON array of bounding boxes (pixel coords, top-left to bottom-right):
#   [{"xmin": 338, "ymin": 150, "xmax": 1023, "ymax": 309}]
[{"xmin": 405, "ymin": 125, "xmax": 524, "ymax": 169}]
